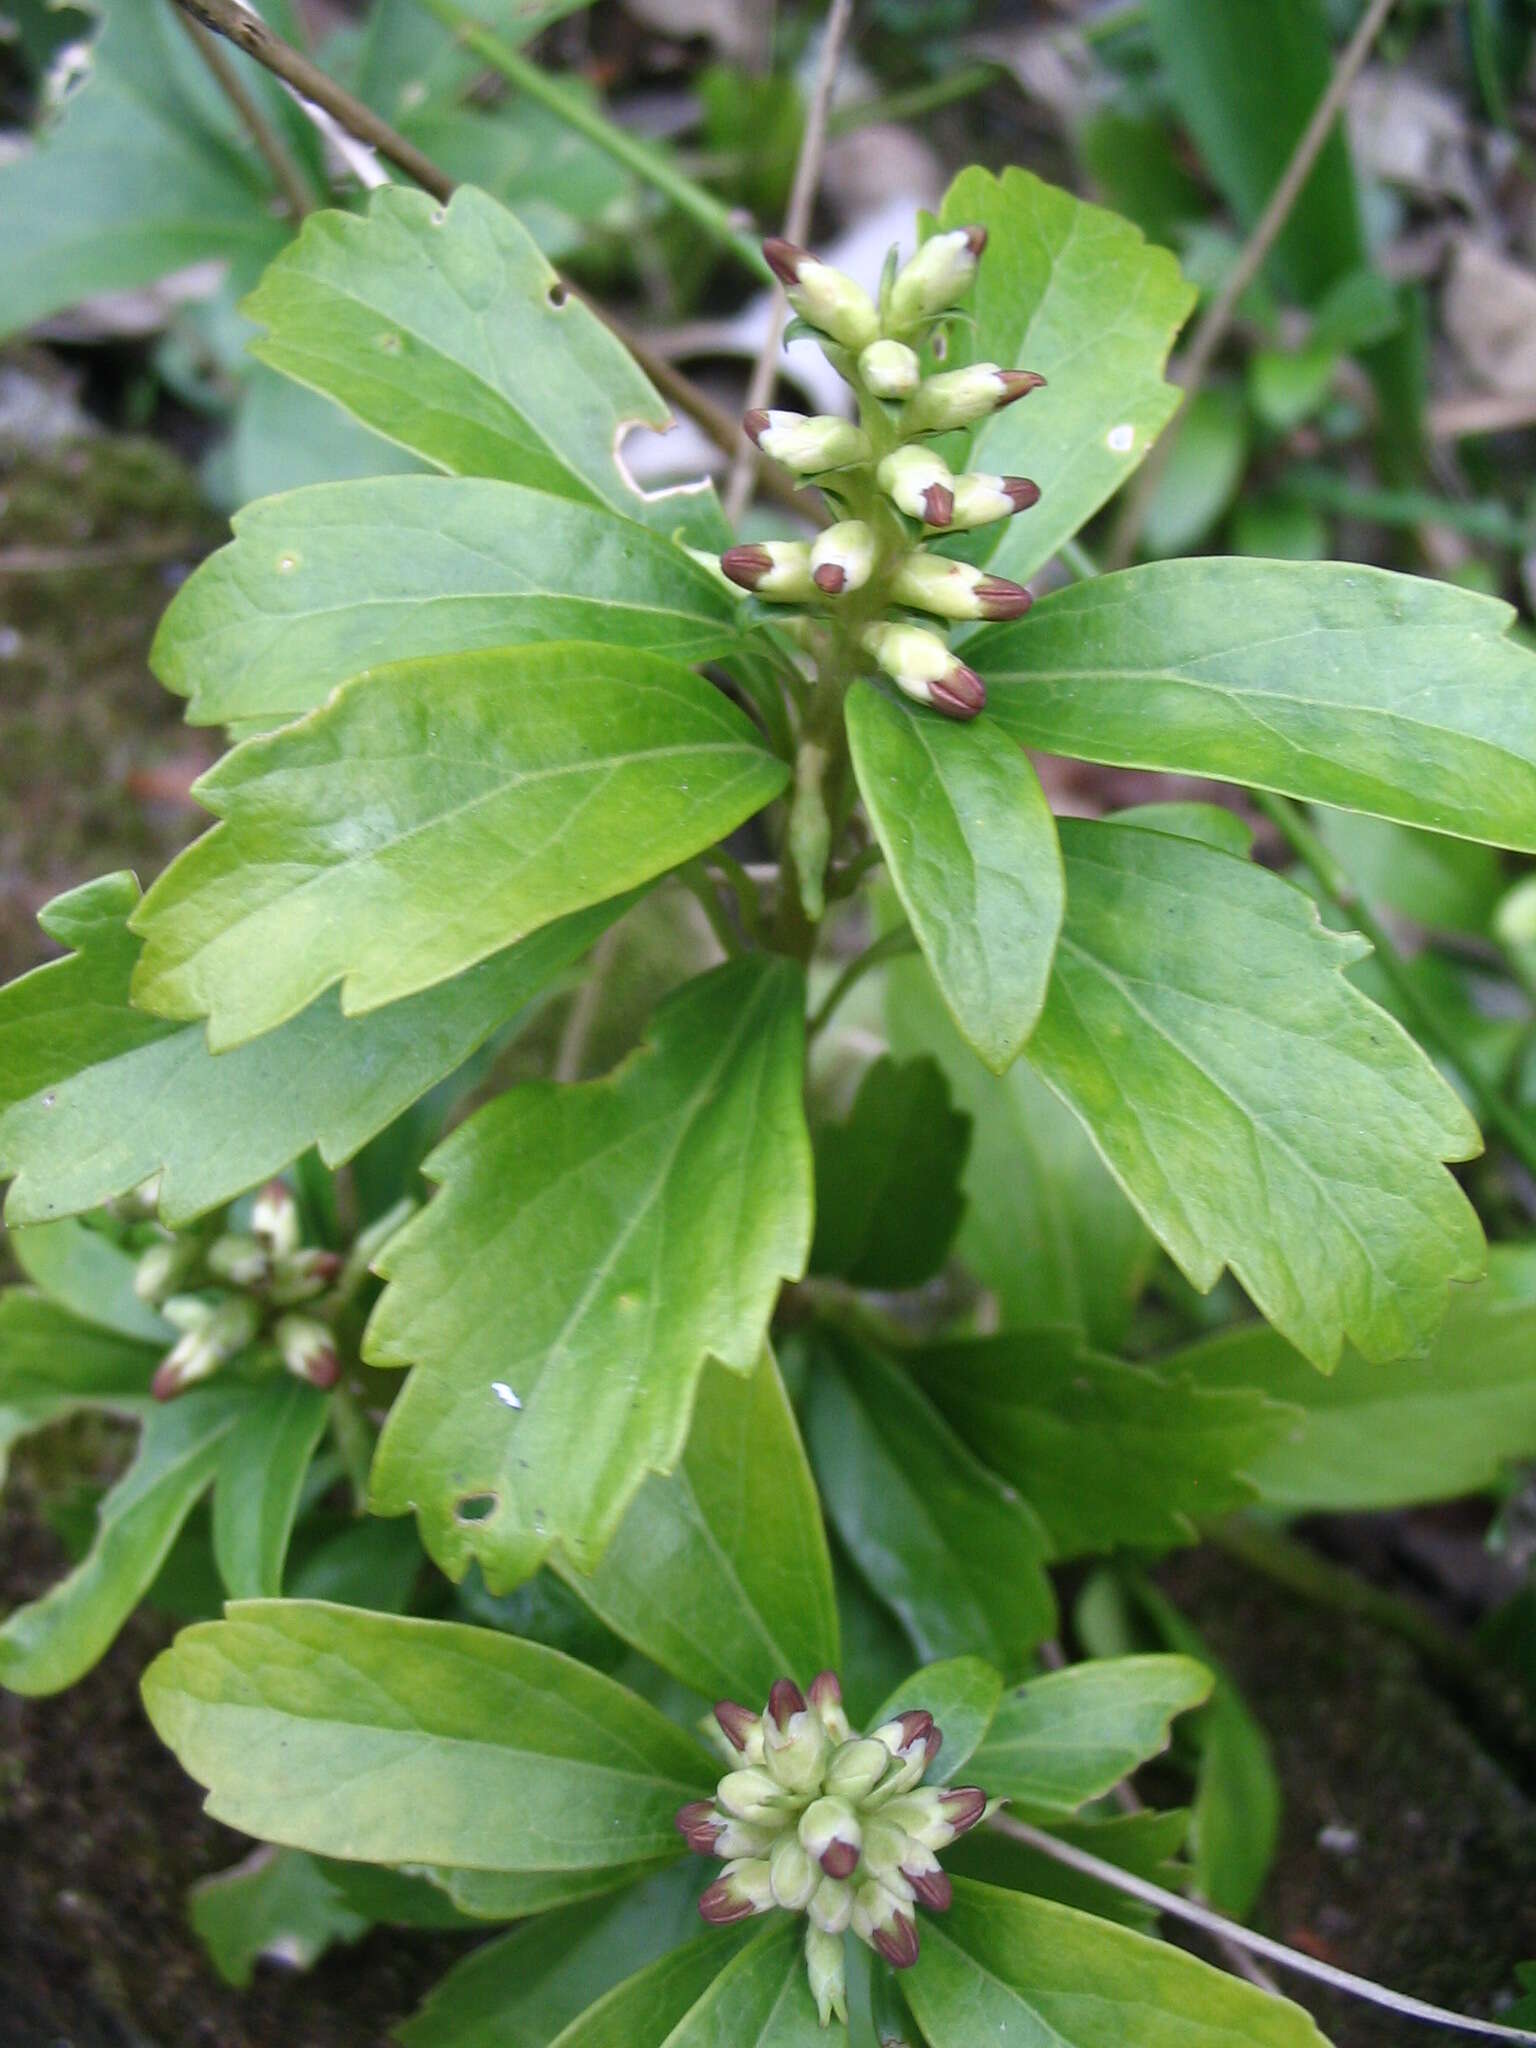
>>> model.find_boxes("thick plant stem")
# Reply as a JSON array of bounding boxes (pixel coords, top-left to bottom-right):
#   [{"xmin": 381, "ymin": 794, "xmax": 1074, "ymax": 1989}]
[
  {"xmin": 988, "ymin": 1813, "xmax": 1536, "ymax": 2043},
  {"xmin": 1254, "ymin": 789, "xmax": 1536, "ymax": 1182},
  {"xmin": 406, "ymin": 0, "xmax": 772, "ymax": 284}
]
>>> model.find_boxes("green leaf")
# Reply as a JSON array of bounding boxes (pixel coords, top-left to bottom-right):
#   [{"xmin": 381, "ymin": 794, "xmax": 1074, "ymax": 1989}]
[
  {"xmin": 0, "ymin": 874, "xmax": 166, "ymax": 1115},
  {"xmin": 189, "ymin": 1846, "xmax": 369, "ymax": 1989},
  {"xmin": 562, "ymin": 1347, "xmax": 837, "ymax": 1704},
  {"xmin": 2, "ymin": 877, "xmax": 624, "ymax": 1226},
  {"xmin": 1, "ymin": 1385, "xmax": 249, "ymax": 1695},
  {"xmin": 153, "ymin": 477, "xmax": 747, "ymax": 729},
  {"xmin": 368, "ymin": 959, "xmax": 812, "ymax": 1584},
  {"xmin": 1145, "ymin": 0, "xmax": 1362, "ymax": 306},
  {"xmin": 242, "ymin": 185, "xmax": 725, "ymax": 548},
  {"xmin": 130, "ymin": 645, "xmax": 787, "ymax": 1047},
  {"xmin": 1108, "ymin": 801, "xmax": 1254, "ymax": 859},
  {"xmin": 933, "ymin": 166, "xmax": 1195, "ymax": 585},
  {"xmin": 1126, "ymin": 1578, "xmax": 1278, "ymax": 1919},
  {"xmin": 141, "ymin": 1600, "xmax": 713, "ymax": 1870},
  {"xmin": 433, "ymin": 1860, "xmax": 676, "ymax": 1923},
  {"xmin": 1313, "ymin": 809, "xmax": 1502, "ymax": 936},
  {"xmin": 847, "ymin": 683, "xmax": 1063, "ymax": 1073},
  {"xmin": 803, "ymin": 1332, "xmax": 1054, "ymax": 1674},
  {"xmin": 0, "ymin": 1291, "xmax": 158, "ymax": 1483},
  {"xmin": 1171, "ymin": 1245, "xmax": 1536, "ymax": 1511},
  {"xmin": 974, "ymin": 560, "xmax": 1536, "ymax": 855},
  {"xmin": 1141, "ymin": 389, "xmax": 1249, "ymax": 556},
  {"xmin": 211, "ymin": 1378, "xmax": 329, "ymax": 1600},
  {"xmin": 0, "ymin": 2, "xmax": 289, "ymax": 340},
  {"xmin": 810, "ymin": 1055, "xmax": 970, "ymax": 1290},
  {"xmin": 1023, "ymin": 819, "xmax": 1483, "ymax": 1369},
  {"xmin": 866, "ymin": 1657, "xmax": 1003, "ymax": 1783},
  {"xmin": 397, "ymin": 1865, "xmax": 713, "ymax": 2048},
  {"xmin": 11, "ymin": 1217, "xmax": 173, "ymax": 1343},
  {"xmin": 970, "ymin": 1655, "xmax": 1213, "ymax": 1817},
  {"xmin": 555, "ymin": 1917, "xmax": 827, "ymax": 2048},
  {"xmin": 913, "ymin": 1327, "xmax": 1290, "ymax": 1556},
  {"xmin": 905, "ymin": 1879, "xmax": 1326, "ymax": 2048},
  {"xmin": 886, "ymin": 956, "xmax": 1152, "ymax": 1347}
]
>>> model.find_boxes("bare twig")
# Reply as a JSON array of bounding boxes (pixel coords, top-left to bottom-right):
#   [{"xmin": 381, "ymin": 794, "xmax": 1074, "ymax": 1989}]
[
  {"xmin": 164, "ymin": 0, "xmax": 808, "ymax": 512},
  {"xmin": 171, "ymin": 4, "xmax": 318, "ymax": 218},
  {"xmin": 724, "ymin": 0, "xmax": 858, "ymax": 524},
  {"xmin": 1105, "ymin": 0, "xmax": 1398, "ymax": 568},
  {"xmin": 989, "ymin": 1813, "xmax": 1536, "ymax": 2043},
  {"xmin": 169, "ymin": 0, "xmax": 455, "ymax": 197}
]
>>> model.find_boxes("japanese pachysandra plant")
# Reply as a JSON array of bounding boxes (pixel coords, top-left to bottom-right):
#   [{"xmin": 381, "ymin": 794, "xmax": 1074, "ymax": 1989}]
[{"xmin": 7, "ymin": 161, "xmax": 1536, "ymax": 2046}]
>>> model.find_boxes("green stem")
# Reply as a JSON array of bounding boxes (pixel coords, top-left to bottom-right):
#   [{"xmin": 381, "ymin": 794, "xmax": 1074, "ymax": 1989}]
[
  {"xmin": 807, "ymin": 926, "xmax": 919, "ymax": 1040},
  {"xmin": 680, "ymin": 862, "xmax": 745, "ymax": 958},
  {"xmin": 1254, "ymin": 789, "xmax": 1536, "ymax": 1181},
  {"xmin": 406, "ymin": 0, "xmax": 772, "ymax": 283},
  {"xmin": 1284, "ymin": 466, "xmax": 1535, "ymax": 549},
  {"xmin": 706, "ymin": 846, "xmax": 767, "ymax": 945},
  {"xmin": 827, "ymin": 62, "xmax": 1003, "ymax": 136}
]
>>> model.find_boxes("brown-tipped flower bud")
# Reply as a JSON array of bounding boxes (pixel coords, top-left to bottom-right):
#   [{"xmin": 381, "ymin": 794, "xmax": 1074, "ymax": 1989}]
[
  {"xmin": 764, "ymin": 239, "xmax": 880, "ymax": 351},
  {"xmin": 861, "ymin": 623, "xmax": 985, "ymax": 721},
  {"xmin": 949, "ymin": 471, "xmax": 1041, "ymax": 531},
  {"xmin": 699, "ymin": 1857, "xmax": 776, "ymax": 1925},
  {"xmin": 273, "ymin": 1313, "xmax": 340, "ymax": 1389},
  {"xmin": 880, "ymin": 1784, "xmax": 988, "ymax": 1851},
  {"xmin": 251, "ymin": 1179, "xmax": 301, "ymax": 1256},
  {"xmin": 858, "ymin": 338, "xmax": 921, "ymax": 399},
  {"xmin": 714, "ymin": 1699, "xmax": 765, "ymax": 1760},
  {"xmin": 876, "ymin": 446, "xmax": 956, "ymax": 528},
  {"xmin": 809, "ymin": 1671, "xmax": 853, "ymax": 1744},
  {"xmin": 809, "ymin": 520, "xmax": 876, "ymax": 597},
  {"xmin": 151, "ymin": 1293, "xmax": 259, "ymax": 1401},
  {"xmin": 744, "ymin": 409, "xmax": 872, "ymax": 475},
  {"xmin": 886, "ymin": 226, "xmax": 987, "ymax": 331},
  {"xmin": 890, "ymin": 553, "xmax": 1032, "ymax": 622},
  {"xmin": 720, "ymin": 540, "xmax": 817, "ymax": 603},
  {"xmin": 903, "ymin": 1858, "xmax": 952, "ymax": 1914},
  {"xmin": 769, "ymin": 1832, "xmax": 819, "ymax": 1911},
  {"xmin": 798, "ymin": 1796, "xmax": 863, "ymax": 1880},
  {"xmin": 805, "ymin": 1922, "xmax": 848, "ymax": 2028},
  {"xmin": 269, "ymin": 1246, "xmax": 342, "ymax": 1307},
  {"xmin": 676, "ymin": 1799, "xmax": 725, "ymax": 1853},
  {"xmin": 852, "ymin": 1879, "xmax": 921, "ymax": 1969},
  {"xmin": 768, "ymin": 1678, "xmax": 808, "ymax": 1730},
  {"xmin": 900, "ymin": 364, "xmax": 1045, "ymax": 437}
]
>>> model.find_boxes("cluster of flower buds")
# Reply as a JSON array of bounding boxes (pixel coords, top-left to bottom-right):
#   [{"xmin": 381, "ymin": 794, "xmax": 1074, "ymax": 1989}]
[
  {"xmin": 677, "ymin": 1673, "xmax": 990, "ymax": 2024},
  {"xmin": 129, "ymin": 1178, "xmax": 343, "ymax": 1400},
  {"xmin": 723, "ymin": 226, "xmax": 1045, "ymax": 722}
]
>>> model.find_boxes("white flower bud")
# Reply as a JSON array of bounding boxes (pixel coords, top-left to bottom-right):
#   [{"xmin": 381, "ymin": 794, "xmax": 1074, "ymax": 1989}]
[
  {"xmin": 805, "ymin": 1923, "xmax": 848, "ymax": 2027},
  {"xmin": 273, "ymin": 1313, "xmax": 340, "ymax": 1389},
  {"xmin": 717, "ymin": 1766, "xmax": 791, "ymax": 1826},
  {"xmin": 876, "ymin": 446, "xmax": 957, "ymax": 527},
  {"xmin": 949, "ymin": 471, "xmax": 1041, "ymax": 530},
  {"xmin": 744, "ymin": 409, "xmax": 871, "ymax": 475},
  {"xmin": 890, "ymin": 553, "xmax": 1033, "ymax": 622},
  {"xmin": 699, "ymin": 1857, "xmax": 777, "ymax": 1926},
  {"xmin": 207, "ymin": 1232, "xmax": 269, "ymax": 1287},
  {"xmin": 808, "ymin": 1872, "xmax": 854, "ymax": 1934},
  {"xmin": 720, "ymin": 541, "xmax": 816, "ymax": 603},
  {"xmin": 861, "ymin": 623, "xmax": 986, "ymax": 721},
  {"xmin": 809, "ymin": 520, "xmax": 877, "ymax": 597},
  {"xmin": 765, "ymin": 239, "xmax": 880, "ymax": 351},
  {"xmin": 769, "ymin": 1832, "xmax": 818, "ymax": 1911},
  {"xmin": 823, "ymin": 1737, "xmax": 889, "ymax": 1804},
  {"xmin": 251, "ymin": 1179, "xmax": 301, "ymax": 1256},
  {"xmin": 858, "ymin": 338, "xmax": 921, "ymax": 399},
  {"xmin": 886, "ymin": 225, "xmax": 987, "ymax": 330},
  {"xmin": 134, "ymin": 1237, "xmax": 194, "ymax": 1304},
  {"xmin": 900, "ymin": 363, "xmax": 1044, "ymax": 436},
  {"xmin": 799, "ymin": 1795, "xmax": 863, "ymax": 1879}
]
